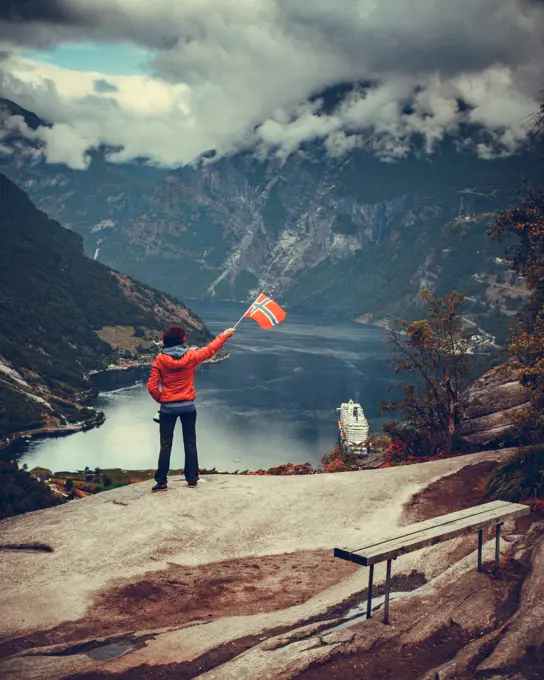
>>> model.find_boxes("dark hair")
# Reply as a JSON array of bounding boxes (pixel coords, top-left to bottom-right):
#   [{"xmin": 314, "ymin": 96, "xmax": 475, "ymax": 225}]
[{"xmin": 163, "ymin": 325, "xmax": 187, "ymax": 348}]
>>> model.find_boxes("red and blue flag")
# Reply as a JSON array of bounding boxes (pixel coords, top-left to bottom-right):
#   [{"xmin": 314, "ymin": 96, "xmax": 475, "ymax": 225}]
[{"xmin": 244, "ymin": 293, "xmax": 286, "ymax": 329}]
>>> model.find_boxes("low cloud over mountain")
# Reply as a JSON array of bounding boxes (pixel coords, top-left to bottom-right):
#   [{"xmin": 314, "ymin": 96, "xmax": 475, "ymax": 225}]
[{"xmin": 0, "ymin": 0, "xmax": 543, "ymax": 168}]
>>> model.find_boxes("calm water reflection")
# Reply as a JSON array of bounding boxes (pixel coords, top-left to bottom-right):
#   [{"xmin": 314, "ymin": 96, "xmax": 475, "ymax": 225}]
[{"xmin": 16, "ymin": 300, "xmax": 394, "ymax": 472}]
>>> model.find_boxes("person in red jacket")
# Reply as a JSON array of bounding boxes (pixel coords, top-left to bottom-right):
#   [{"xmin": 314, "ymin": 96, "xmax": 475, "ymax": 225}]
[{"xmin": 148, "ymin": 325, "xmax": 236, "ymax": 491}]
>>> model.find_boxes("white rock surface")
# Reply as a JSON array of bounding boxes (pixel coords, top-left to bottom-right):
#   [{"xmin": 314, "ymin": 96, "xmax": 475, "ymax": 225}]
[{"xmin": 0, "ymin": 448, "xmax": 525, "ymax": 680}]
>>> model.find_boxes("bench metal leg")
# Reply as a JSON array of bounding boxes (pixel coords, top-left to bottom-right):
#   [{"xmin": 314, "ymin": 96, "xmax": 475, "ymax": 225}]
[
  {"xmin": 494, "ymin": 523, "xmax": 503, "ymax": 574},
  {"xmin": 383, "ymin": 559, "xmax": 392, "ymax": 624},
  {"xmin": 366, "ymin": 564, "xmax": 374, "ymax": 619},
  {"xmin": 477, "ymin": 529, "xmax": 484, "ymax": 572}
]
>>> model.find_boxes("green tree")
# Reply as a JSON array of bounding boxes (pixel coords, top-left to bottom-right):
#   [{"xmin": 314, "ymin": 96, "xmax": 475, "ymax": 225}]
[
  {"xmin": 381, "ymin": 290, "xmax": 471, "ymax": 457},
  {"xmin": 0, "ymin": 460, "xmax": 64, "ymax": 520}
]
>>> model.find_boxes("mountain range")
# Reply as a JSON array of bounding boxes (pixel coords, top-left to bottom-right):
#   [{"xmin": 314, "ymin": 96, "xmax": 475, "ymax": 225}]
[{"xmin": 1, "ymin": 97, "xmax": 542, "ymax": 343}]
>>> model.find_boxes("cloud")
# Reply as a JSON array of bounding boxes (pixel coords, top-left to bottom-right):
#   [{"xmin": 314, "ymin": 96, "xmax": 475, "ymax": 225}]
[
  {"xmin": 93, "ymin": 79, "xmax": 118, "ymax": 93},
  {"xmin": 0, "ymin": 0, "xmax": 543, "ymax": 168},
  {"xmin": 0, "ymin": 1, "xmax": 72, "ymax": 24}
]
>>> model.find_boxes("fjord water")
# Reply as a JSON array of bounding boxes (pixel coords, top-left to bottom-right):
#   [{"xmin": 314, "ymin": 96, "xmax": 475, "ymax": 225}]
[{"xmin": 16, "ymin": 300, "xmax": 394, "ymax": 473}]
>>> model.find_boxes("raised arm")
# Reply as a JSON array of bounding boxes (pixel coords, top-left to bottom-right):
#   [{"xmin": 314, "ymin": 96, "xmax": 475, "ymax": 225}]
[{"xmin": 188, "ymin": 328, "xmax": 235, "ymax": 365}]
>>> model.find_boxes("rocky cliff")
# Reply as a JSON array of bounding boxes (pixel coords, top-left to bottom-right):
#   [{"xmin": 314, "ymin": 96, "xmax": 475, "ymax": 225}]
[{"xmin": 461, "ymin": 361, "xmax": 531, "ymax": 450}]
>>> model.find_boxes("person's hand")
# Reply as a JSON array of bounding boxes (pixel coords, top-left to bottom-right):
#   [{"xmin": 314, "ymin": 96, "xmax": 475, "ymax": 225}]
[{"xmin": 223, "ymin": 327, "xmax": 236, "ymax": 338}]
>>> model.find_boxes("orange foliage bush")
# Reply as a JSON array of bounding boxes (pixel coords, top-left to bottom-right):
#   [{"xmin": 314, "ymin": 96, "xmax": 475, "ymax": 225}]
[
  {"xmin": 246, "ymin": 462, "xmax": 315, "ymax": 476},
  {"xmin": 322, "ymin": 458, "xmax": 350, "ymax": 473}
]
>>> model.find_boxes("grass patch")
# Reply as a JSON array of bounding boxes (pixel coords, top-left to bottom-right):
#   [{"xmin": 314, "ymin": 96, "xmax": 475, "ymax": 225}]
[
  {"xmin": 95, "ymin": 326, "xmax": 159, "ymax": 353},
  {"xmin": 487, "ymin": 446, "xmax": 544, "ymax": 502}
]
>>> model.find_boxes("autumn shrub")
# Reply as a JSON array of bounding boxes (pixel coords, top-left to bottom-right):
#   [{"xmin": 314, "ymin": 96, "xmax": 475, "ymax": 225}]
[
  {"xmin": 322, "ymin": 458, "xmax": 351, "ymax": 473},
  {"xmin": 320, "ymin": 445, "xmax": 344, "ymax": 467},
  {"xmin": 320, "ymin": 445, "xmax": 361, "ymax": 471},
  {"xmin": 381, "ymin": 290, "xmax": 471, "ymax": 458},
  {"xmin": 367, "ymin": 433, "xmax": 391, "ymax": 455},
  {"xmin": 266, "ymin": 463, "xmax": 313, "ymax": 475},
  {"xmin": 383, "ymin": 439, "xmax": 406, "ymax": 466}
]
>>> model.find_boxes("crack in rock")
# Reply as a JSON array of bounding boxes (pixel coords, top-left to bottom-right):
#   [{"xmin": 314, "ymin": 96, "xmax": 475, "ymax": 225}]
[
  {"xmin": 24, "ymin": 633, "xmax": 155, "ymax": 660},
  {"xmin": 0, "ymin": 543, "xmax": 53, "ymax": 553}
]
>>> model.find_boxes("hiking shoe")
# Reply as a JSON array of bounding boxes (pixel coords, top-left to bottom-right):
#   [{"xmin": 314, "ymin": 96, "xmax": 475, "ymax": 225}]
[{"xmin": 152, "ymin": 483, "xmax": 168, "ymax": 492}]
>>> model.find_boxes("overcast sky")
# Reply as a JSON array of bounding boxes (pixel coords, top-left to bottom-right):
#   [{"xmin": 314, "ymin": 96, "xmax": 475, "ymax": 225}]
[{"xmin": 0, "ymin": 0, "xmax": 543, "ymax": 169}]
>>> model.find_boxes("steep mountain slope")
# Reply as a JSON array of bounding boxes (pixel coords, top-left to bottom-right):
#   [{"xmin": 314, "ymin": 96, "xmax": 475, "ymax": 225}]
[
  {"xmin": 0, "ymin": 99, "xmax": 167, "ymax": 242},
  {"xmin": 99, "ymin": 143, "xmax": 539, "ymax": 339},
  {"xmin": 1, "ymin": 98, "xmax": 540, "ymax": 340},
  {"xmin": 0, "ymin": 172, "xmax": 215, "ymax": 443}
]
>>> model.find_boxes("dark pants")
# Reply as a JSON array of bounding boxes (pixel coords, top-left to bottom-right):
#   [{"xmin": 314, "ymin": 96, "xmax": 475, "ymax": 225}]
[{"xmin": 155, "ymin": 410, "xmax": 198, "ymax": 485}]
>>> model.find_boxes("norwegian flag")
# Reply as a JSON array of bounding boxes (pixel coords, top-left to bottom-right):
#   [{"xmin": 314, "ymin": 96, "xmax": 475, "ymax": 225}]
[{"xmin": 244, "ymin": 293, "xmax": 287, "ymax": 329}]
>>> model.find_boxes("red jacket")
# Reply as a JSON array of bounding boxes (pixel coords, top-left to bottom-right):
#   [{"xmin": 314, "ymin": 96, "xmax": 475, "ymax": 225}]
[{"xmin": 147, "ymin": 334, "xmax": 228, "ymax": 403}]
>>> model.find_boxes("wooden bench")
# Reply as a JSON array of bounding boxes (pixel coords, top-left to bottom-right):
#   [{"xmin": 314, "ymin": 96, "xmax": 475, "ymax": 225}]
[{"xmin": 334, "ymin": 500, "xmax": 530, "ymax": 624}]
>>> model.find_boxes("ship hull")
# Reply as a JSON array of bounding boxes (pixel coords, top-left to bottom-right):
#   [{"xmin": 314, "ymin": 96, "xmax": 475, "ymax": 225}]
[{"xmin": 337, "ymin": 400, "xmax": 369, "ymax": 455}]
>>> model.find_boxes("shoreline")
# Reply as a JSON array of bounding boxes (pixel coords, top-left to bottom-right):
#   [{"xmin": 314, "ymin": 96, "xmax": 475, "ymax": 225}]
[
  {"xmin": 29, "ymin": 445, "xmax": 518, "ymax": 488},
  {"xmin": 0, "ymin": 410, "xmax": 106, "ymax": 452},
  {"xmin": 352, "ymin": 315, "xmax": 391, "ymax": 330},
  {"xmin": 2, "ymin": 349, "xmax": 230, "ymax": 455},
  {"xmin": 87, "ymin": 347, "xmax": 230, "ymax": 376},
  {"xmin": 28, "ymin": 456, "xmax": 386, "ymax": 490}
]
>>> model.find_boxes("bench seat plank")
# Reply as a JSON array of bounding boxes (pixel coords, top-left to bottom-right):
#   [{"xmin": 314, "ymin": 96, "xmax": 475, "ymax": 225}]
[
  {"xmin": 335, "ymin": 501, "xmax": 529, "ymax": 566},
  {"xmin": 337, "ymin": 501, "xmax": 511, "ymax": 555}
]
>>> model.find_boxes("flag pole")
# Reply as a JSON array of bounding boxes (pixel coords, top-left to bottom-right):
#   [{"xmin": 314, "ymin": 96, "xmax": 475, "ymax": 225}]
[
  {"xmin": 233, "ymin": 310, "xmax": 249, "ymax": 329},
  {"xmin": 233, "ymin": 291, "xmax": 264, "ymax": 329}
]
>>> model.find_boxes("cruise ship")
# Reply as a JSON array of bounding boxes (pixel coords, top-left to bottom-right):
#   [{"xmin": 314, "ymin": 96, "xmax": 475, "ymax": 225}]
[{"xmin": 337, "ymin": 400, "xmax": 369, "ymax": 454}]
